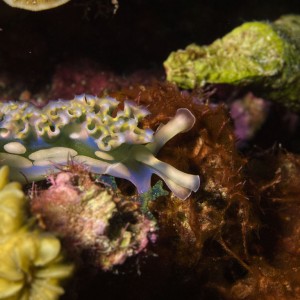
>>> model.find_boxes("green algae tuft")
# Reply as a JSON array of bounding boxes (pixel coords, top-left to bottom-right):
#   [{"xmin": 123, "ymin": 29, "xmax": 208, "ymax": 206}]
[{"xmin": 164, "ymin": 15, "xmax": 300, "ymax": 111}]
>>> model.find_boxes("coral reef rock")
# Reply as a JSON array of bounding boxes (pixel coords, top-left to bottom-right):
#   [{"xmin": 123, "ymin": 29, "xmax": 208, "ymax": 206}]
[{"xmin": 30, "ymin": 164, "xmax": 157, "ymax": 271}]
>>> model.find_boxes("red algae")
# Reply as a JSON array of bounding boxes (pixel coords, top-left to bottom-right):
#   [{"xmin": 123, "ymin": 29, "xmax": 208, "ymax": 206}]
[
  {"xmin": 111, "ymin": 83, "xmax": 251, "ymax": 268},
  {"xmin": 107, "ymin": 83, "xmax": 300, "ymax": 299},
  {"xmin": 49, "ymin": 59, "xmax": 163, "ymax": 100},
  {"xmin": 49, "ymin": 59, "xmax": 118, "ymax": 99}
]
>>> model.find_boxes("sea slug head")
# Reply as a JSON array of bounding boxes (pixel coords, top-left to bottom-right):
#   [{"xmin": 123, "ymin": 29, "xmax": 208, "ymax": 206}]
[{"xmin": 103, "ymin": 107, "xmax": 200, "ymax": 200}]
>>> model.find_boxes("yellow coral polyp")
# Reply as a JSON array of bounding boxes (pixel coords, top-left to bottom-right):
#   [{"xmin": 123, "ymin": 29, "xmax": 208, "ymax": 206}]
[
  {"xmin": 0, "ymin": 232, "xmax": 73, "ymax": 300},
  {"xmin": 0, "ymin": 166, "xmax": 74, "ymax": 300},
  {"xmin": 0, "ymin": 166, "xmax": 26, "ymax": 236}
]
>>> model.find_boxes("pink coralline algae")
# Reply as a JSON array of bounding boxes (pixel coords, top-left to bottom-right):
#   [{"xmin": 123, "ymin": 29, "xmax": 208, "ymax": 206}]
[
  {"xmin": 49, "ymin": 60, "xmax": 119, "ymax": 100},
  {"xmin": 49, "ymin": 59, "xmax": 162, "ymax": 100},
  {"xmin": 230, "ymin": 92, "xmax": 271, "ymax": 146},
  {"xmin": 30, "ymin": 164, "xmax": 157, "ymax": 271}
]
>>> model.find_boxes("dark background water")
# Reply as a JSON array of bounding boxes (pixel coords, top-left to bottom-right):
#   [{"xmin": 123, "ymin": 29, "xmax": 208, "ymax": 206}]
[
  {"xmin": 1, "ymin": 0, "xmax": 299, "ymax": 152},
  {"xmin": 0, "ymin": 0, "xmax": 299, "ymax": 74}
]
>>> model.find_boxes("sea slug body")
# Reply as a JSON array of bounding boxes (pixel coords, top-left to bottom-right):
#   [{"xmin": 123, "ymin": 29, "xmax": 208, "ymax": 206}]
[{"xmin": 0, "ymin": 95, "xmax": 200, "ymax": 199}]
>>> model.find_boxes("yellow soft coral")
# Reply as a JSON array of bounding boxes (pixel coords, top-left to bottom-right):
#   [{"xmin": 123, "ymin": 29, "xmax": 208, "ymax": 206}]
[
  {"xmin": 0, "ymin": 166, "xmax": 26, "ymax": 236},
  {"xmin": 0, "ymin": 166, "xmax": 74, "ymax": 300},
  {"xmin": 0, "ymin": 231, "xmax": 73, "ymax": 300}
]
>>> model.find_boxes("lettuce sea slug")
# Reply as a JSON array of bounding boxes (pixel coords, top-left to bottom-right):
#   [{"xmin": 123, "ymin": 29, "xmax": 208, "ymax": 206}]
[{"xmin": 0, "ymin": 95, "xmax": 200, "ymax": 200}]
